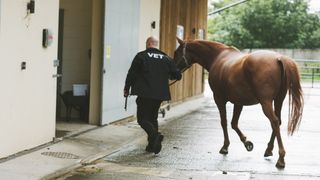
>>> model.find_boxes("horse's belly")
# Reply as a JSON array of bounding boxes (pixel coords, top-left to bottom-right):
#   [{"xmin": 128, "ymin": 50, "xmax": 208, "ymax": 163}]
[{"xmin": 228, "ymin": 92, "xmax": 259, "ymax": 105}]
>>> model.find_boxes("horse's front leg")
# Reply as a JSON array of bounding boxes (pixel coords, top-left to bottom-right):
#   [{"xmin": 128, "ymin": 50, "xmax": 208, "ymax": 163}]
[{"xmin": 215, "ymin": 99, "xmax": 229, "ymax": 154}]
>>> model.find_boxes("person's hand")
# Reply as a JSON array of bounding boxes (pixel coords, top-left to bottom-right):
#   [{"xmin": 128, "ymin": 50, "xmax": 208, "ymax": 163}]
[{"xmin": 124, "ymin": 89, "xmax": 129, "ymax": 97}]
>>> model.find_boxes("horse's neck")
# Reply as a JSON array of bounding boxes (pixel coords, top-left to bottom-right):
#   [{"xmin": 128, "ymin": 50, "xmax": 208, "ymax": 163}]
[
  {"xmin": 194, "ymin": 57, "xmax": 211, "ymax": 71},
  {"xmin": 189, "ymin": 44, "xmax": 214, "ymax": 71},
  {"xmin": 190, "ymin": 42, "xmax": 242, "ymax": 70},
  {"xmin": 192, "ymin": 49, "xmax": 225, "ymax": 71}
]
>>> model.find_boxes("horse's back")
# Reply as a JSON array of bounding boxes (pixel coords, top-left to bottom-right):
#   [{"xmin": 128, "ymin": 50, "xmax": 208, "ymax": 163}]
[
  {"xmin": 244, "ymin": 50, "xmax": 283, "ymax": 76},
  {"xmin": 209, "ymin": 49, "xmax": 289, "ymax": 105},
  {"xmin": 246, "ymin": 50, "xmax": 282, "ymax": 62},
  {"xmin": 243, "ymin": 50, "xmax": 285, "ymax": 100},
  {"xmin": 209, "ymin": 51, "xmax": 262, "ymax": 105}
]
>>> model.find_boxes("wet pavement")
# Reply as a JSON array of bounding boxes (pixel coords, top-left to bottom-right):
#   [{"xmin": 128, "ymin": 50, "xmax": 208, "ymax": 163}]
[{"xmin": 61, "ymin": 83, "xmax": 320, "ymax": 180}]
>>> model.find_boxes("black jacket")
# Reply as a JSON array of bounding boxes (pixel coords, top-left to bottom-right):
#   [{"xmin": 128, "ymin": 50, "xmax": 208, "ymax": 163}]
[{"xmin": 124, "ymin": 48, "xmax": 182, "ymax": 100}]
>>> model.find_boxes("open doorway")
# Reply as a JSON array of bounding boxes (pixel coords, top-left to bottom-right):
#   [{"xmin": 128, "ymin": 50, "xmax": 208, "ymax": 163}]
[{"xmin": 56, "ymin": 0, "xmax": 98, "ymax": 137}]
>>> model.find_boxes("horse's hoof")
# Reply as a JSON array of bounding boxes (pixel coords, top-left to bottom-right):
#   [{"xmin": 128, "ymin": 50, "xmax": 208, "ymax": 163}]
[
  {"xmin": 244, "ymin": 141, "xmax": 254, "ymax": 151},
  {"xmin": 264, "ymin": 149, "xmax": 273, "ymax": 157},
  {"xmin": 219, "ymin": 147, "xmax": 228, "ymax": 155},
  {"xmin": 276, "ymin": 160, "xmax": 285, "ymax": 169}
]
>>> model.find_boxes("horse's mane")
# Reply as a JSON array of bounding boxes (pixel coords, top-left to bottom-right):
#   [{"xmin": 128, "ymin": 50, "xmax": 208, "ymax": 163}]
[
  {"xmin": 183, "ymin": 39, "xmax": 241, "ymax": 70},
  {"xmin": 194, "ymin": 40, "xmax": 240, "ymax": 52}
]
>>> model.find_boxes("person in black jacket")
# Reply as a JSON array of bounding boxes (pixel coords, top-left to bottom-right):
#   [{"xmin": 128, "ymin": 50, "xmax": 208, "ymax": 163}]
[{"xmin": 124, "ymin": 36, "xmax": 182, "ymax": 154}]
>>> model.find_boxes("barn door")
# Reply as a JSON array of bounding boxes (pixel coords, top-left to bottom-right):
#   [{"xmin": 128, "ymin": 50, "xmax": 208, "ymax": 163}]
[{"xmin": 101, "ymin": 0, "xmax": 140, "ymax": 124}]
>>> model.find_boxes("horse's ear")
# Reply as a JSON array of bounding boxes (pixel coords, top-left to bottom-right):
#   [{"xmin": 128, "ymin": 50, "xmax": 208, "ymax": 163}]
[{"xmin": 176, "ymin": 37, "xmax": 184, "ymax": 45}]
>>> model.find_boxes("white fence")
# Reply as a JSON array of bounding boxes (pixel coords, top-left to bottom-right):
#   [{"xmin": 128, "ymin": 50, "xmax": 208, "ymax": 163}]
[{"xmin": 243, "ymin": 49, "xmax": 320, "ymax": 60}]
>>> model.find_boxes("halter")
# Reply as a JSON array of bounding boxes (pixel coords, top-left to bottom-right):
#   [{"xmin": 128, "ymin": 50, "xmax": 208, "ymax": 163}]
[
  {"xmin": 177, "ymin": 42, "xmax": 192, "ymax": 72},
  {"xmin": 169, "ymin": 43, "xmax": 193, "ymax": 86}
]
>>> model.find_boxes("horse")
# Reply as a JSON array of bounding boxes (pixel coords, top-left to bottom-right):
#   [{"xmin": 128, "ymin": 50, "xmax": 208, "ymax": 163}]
[{"xmin": 173, "ymin": 38, "xmax": 303, "ymax": 169}]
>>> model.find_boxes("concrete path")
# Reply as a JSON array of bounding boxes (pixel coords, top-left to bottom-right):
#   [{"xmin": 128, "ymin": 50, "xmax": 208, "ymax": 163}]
[
  {"xmin": 0, "ymin": 82, "xmax": 319, "ymax": 180},
  {"xmin": 0, "ymin": 94, "xmax": 205, "ymax": 180},
  {"xmin": 60, "ymin": 83, "xmax": 320, "ymax": 179}
]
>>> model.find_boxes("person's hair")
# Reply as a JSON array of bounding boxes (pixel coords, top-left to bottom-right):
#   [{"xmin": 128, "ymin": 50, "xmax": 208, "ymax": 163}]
[{"xmin": 146, "ymin": 36, "xmax": 159, "ymax": 48}]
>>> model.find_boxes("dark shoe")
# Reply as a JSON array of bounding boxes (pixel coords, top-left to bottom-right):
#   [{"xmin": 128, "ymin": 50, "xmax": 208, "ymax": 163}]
[
  {"xmin": 145, "ymin": 136, "xmax": 154, "ymax": 152},
  {"xmin": 145, "ymin": 144, "xmax": 153, "ymax": 152},
  {"xmin": 152, "ymin": 134, "xmax": 164, "ymax": 154}
]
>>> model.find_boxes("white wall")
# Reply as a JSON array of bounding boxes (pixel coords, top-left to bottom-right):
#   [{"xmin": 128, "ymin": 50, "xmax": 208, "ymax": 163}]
[
  {"xmin": 0, "ymin": 0, "xmax": 161, "ymax": 157},
  {"xmin": 0, "ymin": 0, "xmax": 59, "ymax": 158},
  {"xmin": 139, "ymin": 0, "xmax": 161, "ymax": 51}
]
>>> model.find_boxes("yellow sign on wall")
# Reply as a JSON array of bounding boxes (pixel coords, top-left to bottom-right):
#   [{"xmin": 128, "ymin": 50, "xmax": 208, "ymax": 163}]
[{"xmin": 106, "ymin": 45, "xmax": 111, "ymax": 60}]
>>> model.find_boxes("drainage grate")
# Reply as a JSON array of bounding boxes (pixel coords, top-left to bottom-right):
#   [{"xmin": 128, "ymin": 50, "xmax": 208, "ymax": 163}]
[{"xmin": 41, "ymin": 152, "xmax": 80, "ymax": 159}]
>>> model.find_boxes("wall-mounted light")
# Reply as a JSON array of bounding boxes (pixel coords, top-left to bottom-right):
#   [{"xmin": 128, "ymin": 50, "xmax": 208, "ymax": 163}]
[
  {"xmin": 27, "ymin": 0, "xmax": 35, "ymax": 14},
  {"xmin": 21, "ymin": 62, "xmax": 27, "ymax": 70},
  {"xmin": 192, "ymin": 28, "xmax": 196, "ymax": 34},
  {"xmin": 151, "ymin": 21, "xmax": 156, "ymax": 29}
]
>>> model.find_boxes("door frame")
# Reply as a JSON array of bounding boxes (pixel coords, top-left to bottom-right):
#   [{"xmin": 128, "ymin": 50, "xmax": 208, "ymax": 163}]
[{"xmin": 56, "ymin": 8, "xmax": 64, "ymax": 120}]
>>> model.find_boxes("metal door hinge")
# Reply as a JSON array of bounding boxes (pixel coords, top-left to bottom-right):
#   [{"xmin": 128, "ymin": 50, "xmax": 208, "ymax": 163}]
[
  {"xmin": 53, "ymin": 59, "xmax": 60, "ymax": 67},
  {"xmin": 52, "ymin": 74, "xmax": 62, "ymax": 78}
]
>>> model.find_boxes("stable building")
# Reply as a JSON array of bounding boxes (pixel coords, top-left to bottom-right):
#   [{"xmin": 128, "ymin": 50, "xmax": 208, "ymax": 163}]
[{"xmin": 0, "ymin": 0, "xmax": 207, "ymax": 158}]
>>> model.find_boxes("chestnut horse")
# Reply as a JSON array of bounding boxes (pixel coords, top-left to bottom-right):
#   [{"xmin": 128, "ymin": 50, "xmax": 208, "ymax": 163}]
[{"xmin": 174, "ymin": 38, "xmax": 303, "ymax": 168}]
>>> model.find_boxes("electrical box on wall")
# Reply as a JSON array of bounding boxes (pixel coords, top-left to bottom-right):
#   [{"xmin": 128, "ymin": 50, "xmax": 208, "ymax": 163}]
[{"xmin": 42, "ymin": 29, "xmax": 53, "ymax": 48}]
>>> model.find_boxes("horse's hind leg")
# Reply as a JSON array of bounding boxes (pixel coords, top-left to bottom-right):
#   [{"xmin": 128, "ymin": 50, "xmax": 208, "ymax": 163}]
[
  {"xmin": 264, "ymin": 97, "xmax": 284, "ymax": 157},
  {"xmin": 261, "ymin": 101, "xmax": 286, "ymax": 168},
  {"xmin": 231, "ymin": 104, "xmax": 253, "ymax": 151},
  {"xmin": 215, "ymin": 99, "xmax": 230, "ymax": 155},
  {"xmin": 264, "ymin": 131, "xmax": 275, "ymax": 157}
]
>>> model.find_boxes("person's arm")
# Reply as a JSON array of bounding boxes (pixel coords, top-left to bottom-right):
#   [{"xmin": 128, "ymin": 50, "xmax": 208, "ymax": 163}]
[
  {"xmin": 124, "ymin": 54, "xmax": 142, "ymax": 96},
  {"xmin": 168, "ymin": 57, "xmax": 182, "ymax": 81}
]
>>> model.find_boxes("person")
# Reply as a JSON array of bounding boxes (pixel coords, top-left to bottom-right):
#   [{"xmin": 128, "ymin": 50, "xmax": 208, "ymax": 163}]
[{"xmin": 124, "ymin": 36, "xmax": 182, "ymax": 154}]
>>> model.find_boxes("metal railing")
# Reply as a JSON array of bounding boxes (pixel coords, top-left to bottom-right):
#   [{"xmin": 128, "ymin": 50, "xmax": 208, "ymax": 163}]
[{"xmin": 295, "ymin": 59, "xmax": 320, "ymax": 88}]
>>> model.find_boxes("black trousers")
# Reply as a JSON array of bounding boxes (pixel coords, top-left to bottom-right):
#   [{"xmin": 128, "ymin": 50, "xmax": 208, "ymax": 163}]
[{"xmin": 136, "ymin": 97, "xmax": 162, "ymax": 140}]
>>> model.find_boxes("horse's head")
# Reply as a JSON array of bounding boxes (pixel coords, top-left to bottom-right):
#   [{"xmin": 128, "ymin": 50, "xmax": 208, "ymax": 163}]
[
  {"xmin": 173, "ymin": 37, "xmax": 193, "ymax": 72},
  {"xmin": 174, "ymin": 38, "xmax": 231, "ymax": 71}
]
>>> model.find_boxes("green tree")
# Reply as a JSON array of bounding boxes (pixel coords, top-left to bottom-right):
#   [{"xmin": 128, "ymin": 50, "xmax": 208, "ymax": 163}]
[{"xmin": 208, "ymin": 0, "xmax": 320, "ymax": 49}]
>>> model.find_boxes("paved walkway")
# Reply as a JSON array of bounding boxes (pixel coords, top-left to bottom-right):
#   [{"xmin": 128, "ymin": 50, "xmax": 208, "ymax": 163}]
[
  {"xmin": 0, "ymin": 95, "xmax": 205, "ymax": 180},
  {"xmin": 0, "ymin": 82, "xmax": 319, "ymax": 179},
  {"xmin": 62, "ymin": 83, "xmax": 320, "ymax": 180}
]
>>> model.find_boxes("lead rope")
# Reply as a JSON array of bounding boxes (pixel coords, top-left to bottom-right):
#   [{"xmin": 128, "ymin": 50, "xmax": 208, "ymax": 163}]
[
  {"xmin": 169, "ymin": 43, "xmax": 192, "ymax": 86},
  {"xmin": 169, "ymin": 66, "xmax": 191, "ymax": 86}
]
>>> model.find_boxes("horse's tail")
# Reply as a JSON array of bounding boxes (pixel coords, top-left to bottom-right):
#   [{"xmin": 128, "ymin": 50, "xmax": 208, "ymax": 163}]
[{"xmin": 278, "ymin": 57, "xmax": 304, "ymax": 135}]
